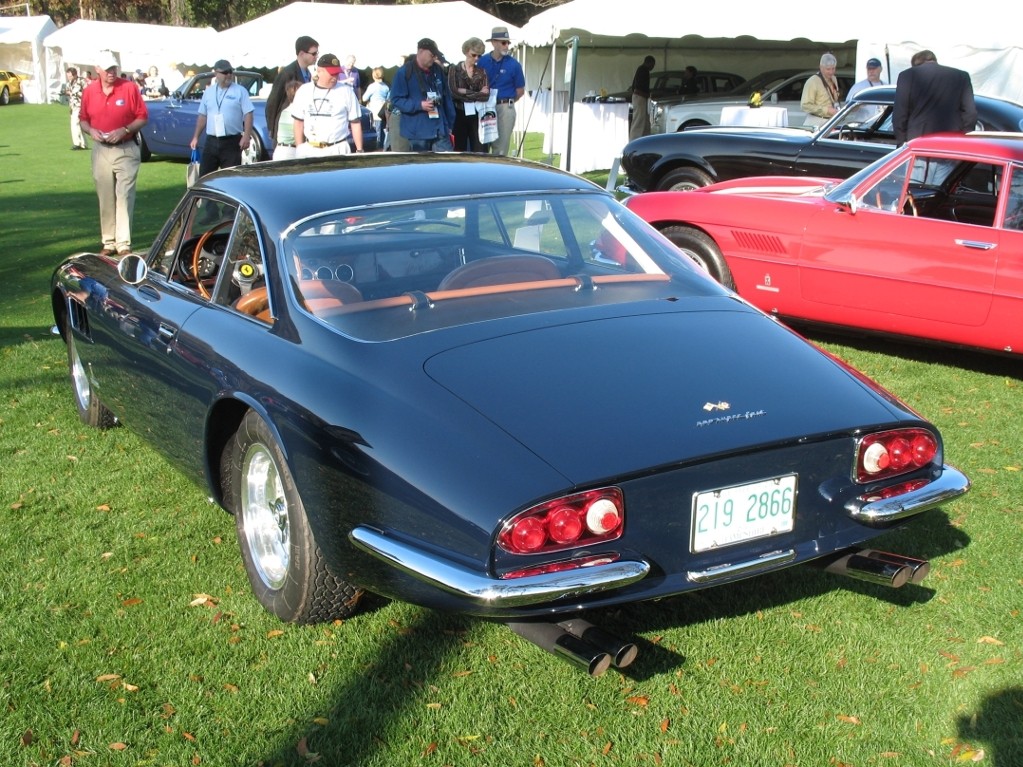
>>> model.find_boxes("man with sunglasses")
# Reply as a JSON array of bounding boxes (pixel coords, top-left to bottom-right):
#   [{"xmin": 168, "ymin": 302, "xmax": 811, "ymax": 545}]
[
  {"xmin": 479, "ymin": 26, "xmax": 525, "ymax": 157},
  {"xmin": 266, "ymin": 35, "xmax": 319, "ymax": 145},
  {"xmin": 189, "ymin": 60, "xmax": 254, "ymax": 177}
]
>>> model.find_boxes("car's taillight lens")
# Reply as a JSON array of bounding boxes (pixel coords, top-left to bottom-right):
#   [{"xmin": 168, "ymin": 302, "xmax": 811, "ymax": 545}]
[
  {"xmin": 498, "ymin": 488, "xmax": 624, "ymax": 554},
  {"xmin": 855, "ymin": 429, "xmax": 937, "ymax": 483}
]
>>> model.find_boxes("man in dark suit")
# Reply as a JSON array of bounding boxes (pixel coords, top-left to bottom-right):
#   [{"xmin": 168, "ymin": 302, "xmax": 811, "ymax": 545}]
[
  {"xmin": 265, "ymin": 35, "xmax": 319, "ymax": 144},
  {"xmin": 894, "ymin": 50, "xmax": 977, "ymax": 145}
]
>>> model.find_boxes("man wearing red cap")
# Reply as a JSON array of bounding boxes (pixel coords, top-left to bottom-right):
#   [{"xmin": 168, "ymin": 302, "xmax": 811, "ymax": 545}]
[{"xmin": 291, "ymin": 53, "xmax": 365, "ymax": 157}]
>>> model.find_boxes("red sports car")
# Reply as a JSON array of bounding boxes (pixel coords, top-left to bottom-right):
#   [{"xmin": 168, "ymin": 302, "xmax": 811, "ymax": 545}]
[{"xmin": 625, "ymin": 134, "xmax": 1023, "ymax": 356}]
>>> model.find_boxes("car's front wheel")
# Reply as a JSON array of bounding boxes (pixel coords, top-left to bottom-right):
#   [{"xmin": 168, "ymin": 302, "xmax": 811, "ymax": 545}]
[
  {"xmin": 242, "ymin": 133, "xmax": 264, "ymax": 164},
  {"xmin": 64, "ymin": 315, "xmax": 117, "ymax": 429},
  {"xmin": 657, "ymin": 167, "xmax": 713, "ymax": 192},
  {"xmin": 138, "ymin": 134, "xmax": 152, "ymax": 161},
  {"xmin": 0, "ymin": 86, "xmax": 9, "ymax": 106},
  {"xmin": 661, "ymin": 225, "xmax": 735, "ymax": 289},
  {"xmin": 222, "ymin": 411, "xmax": 363, "ymax": 623}
]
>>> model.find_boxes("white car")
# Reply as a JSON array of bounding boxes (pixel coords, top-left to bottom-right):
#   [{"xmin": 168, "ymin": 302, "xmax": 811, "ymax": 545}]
[{"xmin": 652, "ymin": 69, "xmax": 854, "ymax": 134}]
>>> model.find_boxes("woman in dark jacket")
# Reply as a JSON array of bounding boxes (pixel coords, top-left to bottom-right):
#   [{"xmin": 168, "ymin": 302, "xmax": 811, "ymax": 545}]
[{"xmin": 448, "ymin": 37, "xmax": 491, "ymax": 151}]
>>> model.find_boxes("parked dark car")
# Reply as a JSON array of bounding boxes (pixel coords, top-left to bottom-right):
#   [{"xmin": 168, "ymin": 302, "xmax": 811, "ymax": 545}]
[
  {"xmin": 140, "ymin": 70, "xmax": 376, "ymax": 163},
  {"xmin": 622, "ymin": 86, "xmax": 1023, "ymax": 192},
  {"xmin": 50, "ymin": 154, "xmax": 967, "ymax": 675}
]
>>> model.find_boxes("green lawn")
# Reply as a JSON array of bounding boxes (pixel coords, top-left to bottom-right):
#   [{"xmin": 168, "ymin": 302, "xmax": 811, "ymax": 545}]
[{"xmin": 1, "ymin": 104, "xmax": 1021, "ymax": 767}]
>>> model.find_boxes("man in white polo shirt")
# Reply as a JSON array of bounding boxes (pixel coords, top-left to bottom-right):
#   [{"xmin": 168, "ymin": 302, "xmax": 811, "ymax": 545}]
[{"xmin": 292, "ymin": 53, "xmax": 365, "ymax": 158}]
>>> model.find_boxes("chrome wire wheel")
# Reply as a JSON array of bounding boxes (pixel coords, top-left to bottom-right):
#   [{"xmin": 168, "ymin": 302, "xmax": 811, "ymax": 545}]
[{"xmin": 240, "ymin": 442, "xmax": 290, "ymax": 590}]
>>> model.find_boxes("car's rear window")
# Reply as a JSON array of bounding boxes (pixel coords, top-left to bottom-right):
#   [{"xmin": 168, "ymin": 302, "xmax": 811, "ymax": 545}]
[{"xmin": 281, "ymin": 191, "xmax": 719, "ymax": 340}]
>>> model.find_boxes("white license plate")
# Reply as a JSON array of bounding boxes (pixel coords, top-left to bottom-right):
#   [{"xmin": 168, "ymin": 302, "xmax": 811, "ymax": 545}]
[{"xmin": 691, "ymin": 474, "xmax": 797, "ymax": 553}]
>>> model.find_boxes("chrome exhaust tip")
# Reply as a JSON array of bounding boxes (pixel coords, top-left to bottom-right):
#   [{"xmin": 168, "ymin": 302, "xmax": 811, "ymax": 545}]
[
  {"xmin": 821, "ymin": 550, "xmax": 911, "ymax": 587},
  {"xmin": 507, "ymin": 621, "xmax": 612, "ymax": 677},
  {"xmin": 557, "ymin": 617, "xmax": 638, "ymax": 669}
]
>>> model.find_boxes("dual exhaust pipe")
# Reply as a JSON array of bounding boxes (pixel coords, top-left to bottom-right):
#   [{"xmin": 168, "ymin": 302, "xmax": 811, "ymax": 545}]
[
  {"xmin": 508, "ymin": 549, "xmax": 928, "ymax": 676},
  {"xmin": 820, "ymin": 548, "xmax": 930, "ymax": 588},
  {"xmin": 506, "ymin": 617, "xmax": 638, "ymax": 677}
]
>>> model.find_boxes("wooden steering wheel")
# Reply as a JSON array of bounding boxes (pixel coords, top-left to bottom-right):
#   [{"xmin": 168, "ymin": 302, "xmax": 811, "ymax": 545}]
[
  {"xmin": 192, "ymin": 219, "xmax": 234, "ymax": 299},
  {"xmin": 903, "ymin": 193, "xmax": 918, "ymax": 217}
]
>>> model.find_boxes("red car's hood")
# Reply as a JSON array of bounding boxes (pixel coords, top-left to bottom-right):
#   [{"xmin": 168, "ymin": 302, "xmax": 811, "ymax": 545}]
[
  {"xmin": 424, "ymin": 304, "xmax": 905, "ymax": 483},
  {"xmin": 702, "ymin": 175, "xmax": 838, "ymax": 198}
]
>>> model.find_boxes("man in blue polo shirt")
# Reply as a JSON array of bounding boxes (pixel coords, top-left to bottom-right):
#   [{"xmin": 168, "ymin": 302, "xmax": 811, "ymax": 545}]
[
  {"xmin": 189, "ymin": 59, "xmax": 254, "ymax": 176},
  {"xmin": 478, "ymin": 26, "xmax": 525, "ymax": 157}
]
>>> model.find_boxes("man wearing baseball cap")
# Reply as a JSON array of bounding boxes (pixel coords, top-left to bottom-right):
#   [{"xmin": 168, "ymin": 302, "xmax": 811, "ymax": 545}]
[
  {"xmin": 189, "ymin": 60, "xmax": 254, "ymax": 177},
  {"xmin": 291, "ymin": 53, "xmax": 365, "ymax": 157},
  {"xmin": 848, "ymin": 57, "xmax": 886, "ymax": 100},
  {"xmin": 478, "ymin": 26, "xmax": 525, "ymax": 156},
  {"xmin": 390, "ymin": 39, "xmax": 456, "ymax": 152},
  {"xmin": 78, "ymin": 50, "xmax": 149, "ymax": 256}
]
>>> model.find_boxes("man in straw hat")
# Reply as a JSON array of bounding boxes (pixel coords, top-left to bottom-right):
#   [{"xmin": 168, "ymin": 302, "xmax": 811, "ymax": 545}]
[{"xmin": 478, "ymin": 26, "xmax": 525, "ymax": 156}]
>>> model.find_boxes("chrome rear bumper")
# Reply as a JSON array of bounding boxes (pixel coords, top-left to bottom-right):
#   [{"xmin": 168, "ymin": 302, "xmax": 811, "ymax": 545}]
[{"xmin": 845, "ymin": 464, "xmax": 970, "ymax": 525}]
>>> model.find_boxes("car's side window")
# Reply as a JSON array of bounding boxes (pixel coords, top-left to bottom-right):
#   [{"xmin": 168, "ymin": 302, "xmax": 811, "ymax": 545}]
[
  {"xmin": 1003, "ymin": 165, "xmax": 1023, "ymax": 231},
  {"xmin": 166, "ymin": 197, "xmax": 240, "ymax": 299},
  {"xmin": 212, "ymin": 209, "xmax": 264, "ymax": 310}
]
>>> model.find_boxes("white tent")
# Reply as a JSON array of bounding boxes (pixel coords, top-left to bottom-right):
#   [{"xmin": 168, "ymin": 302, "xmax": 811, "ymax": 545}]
[
  {"xmin": 519, "ymin": 0, "xmax": 1023, "ymax": 103},
  {"xmin": 0, "ymin": 14, "xmax": 56, "ymax": 103},
  {"xmin": 218, "ymin": 1, "xmax": 518, "ymax": 72},
  {"xmin": 43, "ymin": 19, "xmax": 219, "ymax": 100}
]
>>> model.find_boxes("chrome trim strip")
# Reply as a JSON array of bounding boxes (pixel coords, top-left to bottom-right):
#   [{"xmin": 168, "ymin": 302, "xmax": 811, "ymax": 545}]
[
  {"xmin": 349, "ymin": 526, "xmax": 650, "ymax": 608},
  {"xmin": 845, "ymin": 464, "xmax": 970, "ymax": 525},
  {"xmin": 687, "ymin": 548, "xmax": 796, "ymax": 583}
]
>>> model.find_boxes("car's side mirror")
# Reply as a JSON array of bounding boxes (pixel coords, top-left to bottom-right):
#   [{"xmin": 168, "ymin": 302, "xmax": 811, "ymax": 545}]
[
  {"xmin": 118, "ymin": 254, "xmax": 148, "ymax": 284},
  {"xmin": 833, "ymin": 191, "xmax": 859, "ymax": 215}
]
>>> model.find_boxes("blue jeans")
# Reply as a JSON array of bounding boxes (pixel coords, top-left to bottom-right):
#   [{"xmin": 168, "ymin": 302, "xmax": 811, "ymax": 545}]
[{"xmin": 409, "ymin": 133, "xmax": 453, "ymax": 152}]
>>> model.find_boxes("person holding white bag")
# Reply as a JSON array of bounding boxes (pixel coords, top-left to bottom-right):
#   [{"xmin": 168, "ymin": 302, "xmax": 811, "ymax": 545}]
[{"xmin": 448, "ymin": 37, "xmax": 491, "ymax": 151}]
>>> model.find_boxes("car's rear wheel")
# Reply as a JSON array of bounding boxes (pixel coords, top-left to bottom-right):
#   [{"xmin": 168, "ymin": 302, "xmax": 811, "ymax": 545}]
[
  {"xmin": 222, "ymin": 411, "xmax": 363, "ymax": 623},
  {"xmin": 661, "ymin": 225, "xmax": 735, "ymax": 289},
  {"xmin": 64, "ymin": 315, "xmax": 117, "ymax": 429},
  {"xmin": 138, "ymin": 134, "xmax": 152, "ymax": 161},
  {"xmin": 679, "ymin": 119, "xmax": 710, "ymax": 131},
  {"xmin": 657, "ymin": 167, "xmax": 713, "ymax": 192},
  {"xmin": 1, "ymin": 86, "xmax": 9, "ymax": 106}
]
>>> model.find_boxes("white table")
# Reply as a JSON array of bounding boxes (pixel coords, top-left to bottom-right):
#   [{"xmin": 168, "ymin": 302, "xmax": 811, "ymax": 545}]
[
  {"xmin": 719, "ymin": 106, "xmax": 788, "ymax": 127},
  {"xmin": 540, "ymin": 101, "xmax": 630, "ymax": 174}
]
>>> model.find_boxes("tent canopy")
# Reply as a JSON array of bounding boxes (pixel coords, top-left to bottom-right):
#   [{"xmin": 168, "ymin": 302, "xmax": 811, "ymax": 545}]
[
  {"xmin": 0, "ymin": 14, "xmax": 56, "ymax": 103},
  {"xmin": 43, "ymin": 19, "xmax": 218, "ymax": 96},
  {"xmin": 219, "ymin": 1, "xmax": 519, "ymax": 71},
  {"xmin": 519, "ymin": 0, "xmax": 1022, "ymax": 103}
]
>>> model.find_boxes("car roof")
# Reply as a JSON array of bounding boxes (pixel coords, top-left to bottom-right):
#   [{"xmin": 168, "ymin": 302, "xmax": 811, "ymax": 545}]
[
  {"xmin": 905, "ymin": 132, "xmax": 1023, "ymax": 158},
  {"xmin": 196, "ymin": 153, "xmax": 603, "ymax": 232}
]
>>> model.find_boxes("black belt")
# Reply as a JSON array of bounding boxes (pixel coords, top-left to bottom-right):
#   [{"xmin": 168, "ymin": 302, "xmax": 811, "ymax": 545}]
[
  {"xmin": 497, "ymin": 98, "xmax": 516, "ymax": 104},
  {"xmin": 277, "ymin": 142, "xmax": 296, "ymax": 147},
  {"xmin": 206, "ymin": 133, "xmax": 242, "ymax": 141}
]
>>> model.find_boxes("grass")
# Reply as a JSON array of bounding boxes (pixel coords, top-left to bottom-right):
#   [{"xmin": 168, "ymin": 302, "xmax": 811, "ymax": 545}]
[{"xmin": 2, "ymin": 104, "xmax": 1022, "ymax": 767}]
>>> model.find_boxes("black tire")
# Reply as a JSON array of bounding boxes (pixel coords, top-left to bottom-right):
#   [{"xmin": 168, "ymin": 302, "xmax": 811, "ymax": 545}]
[
  {"xmin": 242, "ymin": 133, "xmax": 264, "ymax": 164},
  {"xmin": 661, "ymin": 225, "xmax": 735, "ymax": 290},
  {"xmin": 222, "ymin": 411, "xmax": 363, "ymax": 623},
  {"xmin": 1, "ymin": 87, "xmax": 9, "ymax": 106},
  {"xmin": 138, "ymin": 134, "xmax": 152, "ymax": 161},
  {"xmin": 657, "ymin": 166, "xmax": 713, "ymax": 192},
  {"xmin": 64, "ymin": 315, "xmax": 117, "ymax": 429},
  {"xmin": 679, "ymin": 119, "xmax": 710, "ymax": 131}
]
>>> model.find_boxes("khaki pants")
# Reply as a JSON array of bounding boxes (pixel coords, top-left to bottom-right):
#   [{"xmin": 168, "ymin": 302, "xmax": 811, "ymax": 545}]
[
  {"xmin": 91, "ymin": 139, "xmax": 141, "ymax": 250},
  {"xmin": 630, "ymin": 94, "xmax": 650, "ymax": 140},
  {"xmin": 490, "ymin": 102, "xmax": 517, "ymax": 157}
]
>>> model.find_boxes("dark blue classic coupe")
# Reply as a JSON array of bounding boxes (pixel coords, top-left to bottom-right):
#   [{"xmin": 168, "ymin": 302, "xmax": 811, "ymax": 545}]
[{"xmin": 51, "ymin": 154, "xmax": 968, "ymax": 675}]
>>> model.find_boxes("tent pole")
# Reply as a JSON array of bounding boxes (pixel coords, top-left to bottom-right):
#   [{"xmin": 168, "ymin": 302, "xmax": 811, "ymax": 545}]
[{"xmin": 565, "ymin": 36, "xmax": 579, "ymax": 173}]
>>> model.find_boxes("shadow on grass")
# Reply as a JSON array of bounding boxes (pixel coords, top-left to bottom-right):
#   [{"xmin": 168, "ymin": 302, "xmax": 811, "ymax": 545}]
[
  {"xmin": 798, "ymin": 325, "xmax": 1023, "ymax": 380},
  {"xmin": 255, "ymin": 608, "xmax": 473, "ymax": 766},
  {"xmin": 957, "ymin": 686, "xmax": 1023, "ymax": 765}
]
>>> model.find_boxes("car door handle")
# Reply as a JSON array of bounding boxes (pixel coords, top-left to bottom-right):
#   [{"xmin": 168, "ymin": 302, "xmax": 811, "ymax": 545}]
[
  {"xmin": 138, "ymin": 285, "xmax": 160, "ymax": 301},
  {"xmin": 158, "ymin": 323, "xmax": 177, "ymax": 343},
  {"xmin": 955, "ymin": 239, "xmax": 997, "ymax": 250}
]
